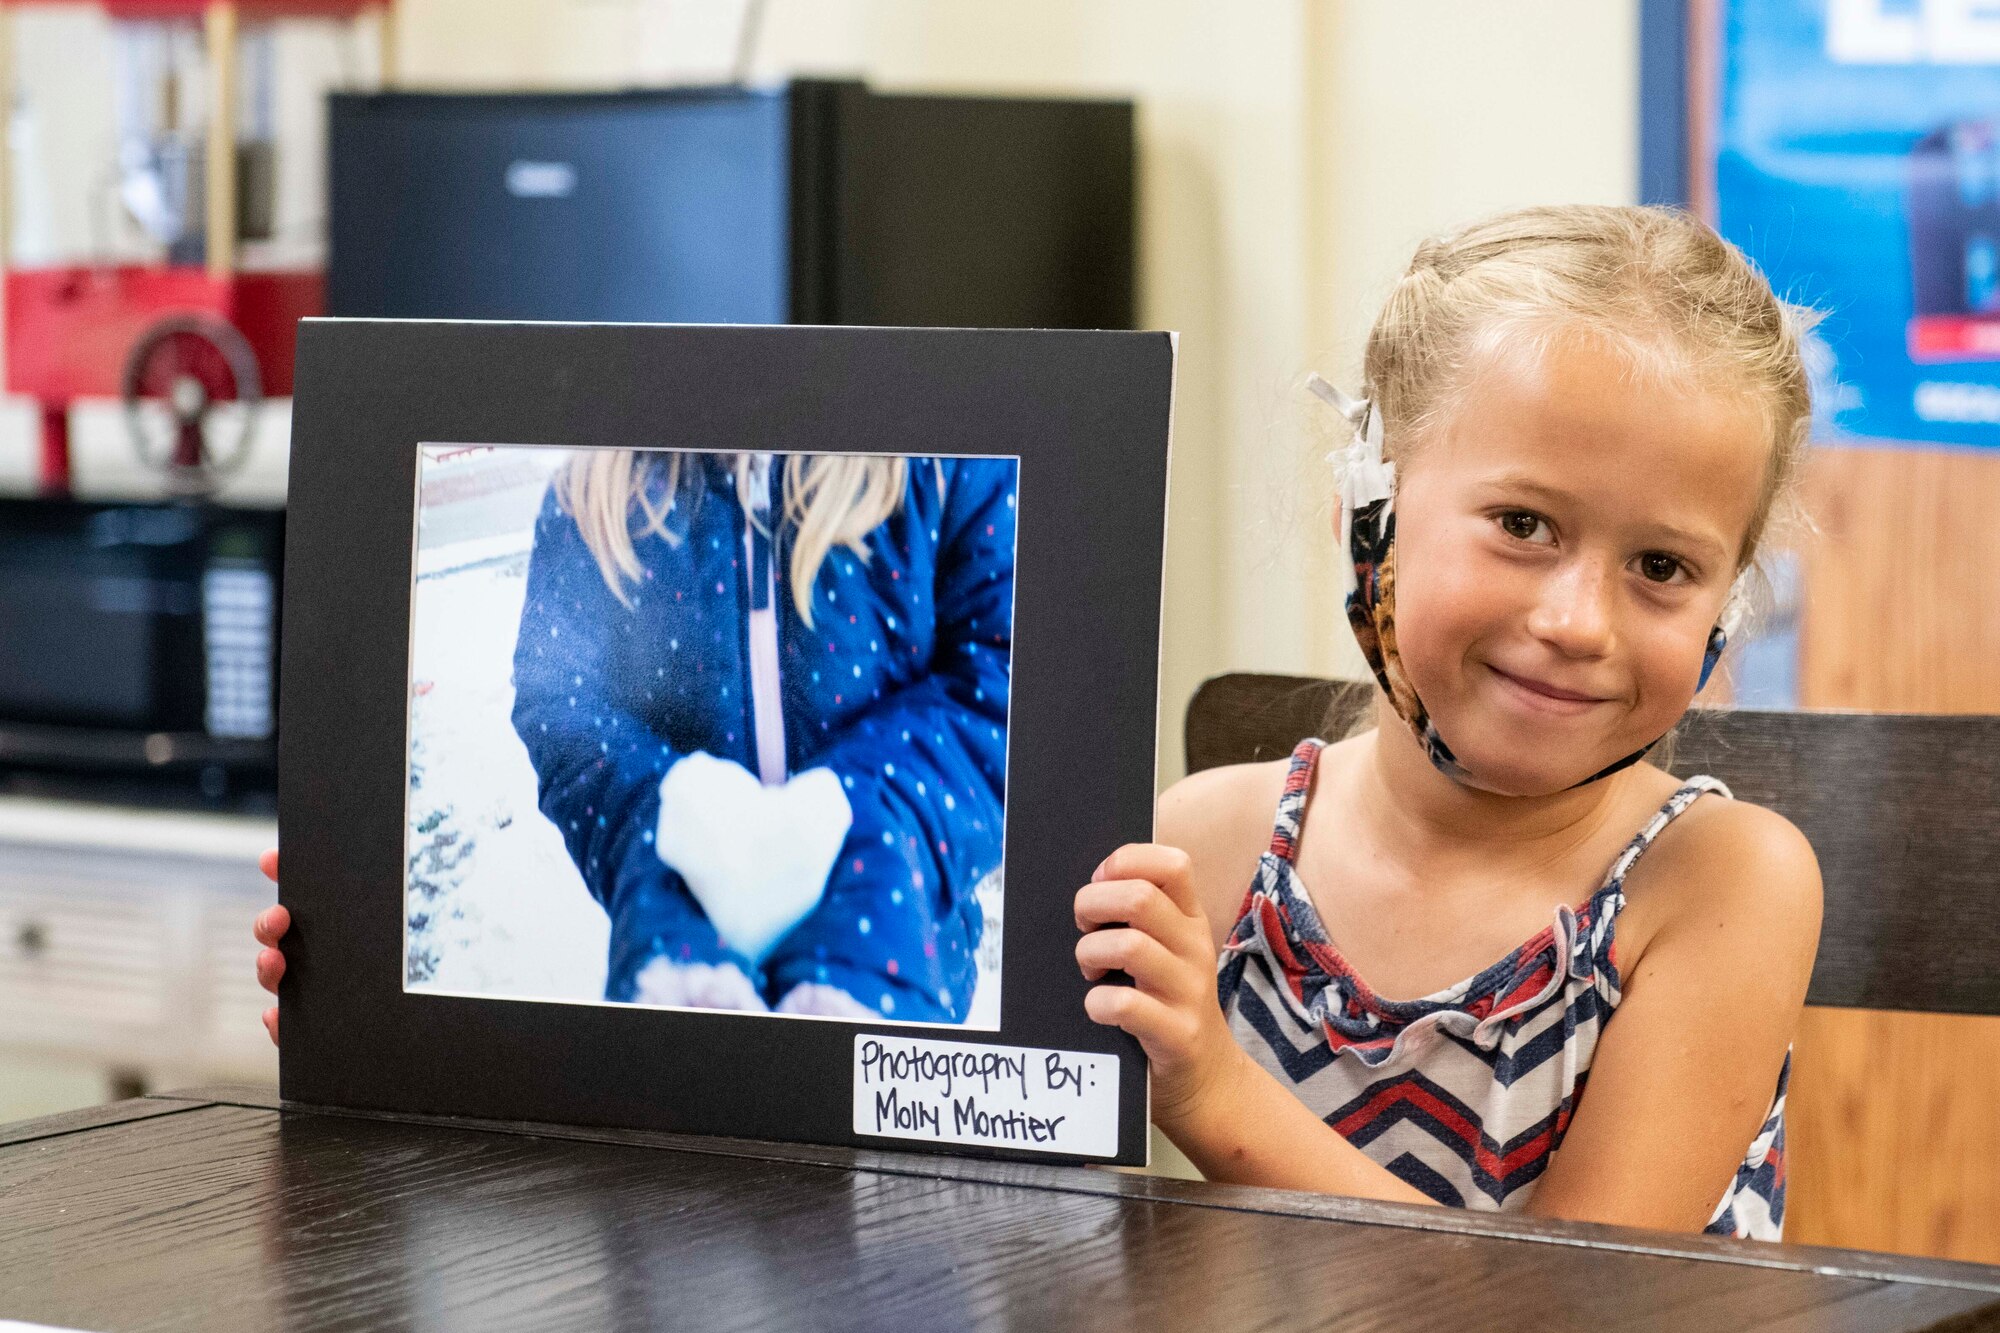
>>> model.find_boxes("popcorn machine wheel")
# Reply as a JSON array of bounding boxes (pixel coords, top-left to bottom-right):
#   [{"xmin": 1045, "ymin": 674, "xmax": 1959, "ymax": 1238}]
[{"xmin": 0, "ymin": 0, "xmax": 394, "ymax": 495}]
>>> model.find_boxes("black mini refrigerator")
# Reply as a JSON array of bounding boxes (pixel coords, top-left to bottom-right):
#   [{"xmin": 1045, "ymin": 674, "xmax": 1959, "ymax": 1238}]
[{"xmin": 327, "ymin": 80, "xmax": 1135, "ymax": 330}]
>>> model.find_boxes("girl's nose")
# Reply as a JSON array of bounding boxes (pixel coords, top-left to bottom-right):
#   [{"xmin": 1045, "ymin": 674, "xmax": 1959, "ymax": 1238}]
[{"xmin": 1526, "ymin": 560, "xmax": 1617, "ymax": 658}]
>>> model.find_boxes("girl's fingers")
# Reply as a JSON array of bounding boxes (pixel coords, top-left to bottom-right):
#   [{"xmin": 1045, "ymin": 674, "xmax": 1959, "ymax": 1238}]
[
  {"xmin": 262, "ymin": 1006, "xmax": 279, "ymax": 1047},
  {"xmin": 258, "ymin": 848, "xmax": 279, "ymax": 883},
  {"xmin": 1082, "ymin": 980, "xmax": 1198, "ymax": 1055},
  {"xmin": 1073, "ymin": 876, "xmax": 1202, "ymax": 943},
  {"xmin": 1075, "ymin": 877, "xmax": 1212, "ymax": 972},
  {"xmin": 252, "ymin": 904, "xmax": 290, "ymax": 948},
  {"xmin": 1074, "ymin": 927, "xmax": 1203, "ymax": 1004},
  {"xmin": 1080, "ymin": 892, "xmax": 1200, "ymax": 976},
  {"xmin": 256, "ymin": 946, "xmax": 286, "ymax": 995},
  {"xmin": 1092, "ymin": 843, "xmax": 1200, "ymax": 916}
]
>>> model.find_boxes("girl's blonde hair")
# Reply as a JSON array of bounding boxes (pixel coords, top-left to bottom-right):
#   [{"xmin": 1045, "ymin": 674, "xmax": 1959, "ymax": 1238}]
[
  {"xmin": 557, "ymin": 452, "xmax": 910, "ymax": 627},
  {"xmin": 1364, "ymin": 203, "xmax": 1819, "ymax": 568}
]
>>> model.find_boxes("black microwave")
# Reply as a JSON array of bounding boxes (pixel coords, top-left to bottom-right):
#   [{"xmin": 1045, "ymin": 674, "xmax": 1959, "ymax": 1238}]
[{"xmin": 0, "ymin": 496, "xmax": 282, "ymax": 805}]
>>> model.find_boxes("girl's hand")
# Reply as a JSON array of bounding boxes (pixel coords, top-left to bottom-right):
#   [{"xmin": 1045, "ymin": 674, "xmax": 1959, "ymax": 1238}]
[
  {"xmin": 1075, "ymin": 844, "xmax": 1247, "ymax": 1126},
  {"xmin": 252, "ymin": 848, "xmax": 286, "ymax": 1047}
]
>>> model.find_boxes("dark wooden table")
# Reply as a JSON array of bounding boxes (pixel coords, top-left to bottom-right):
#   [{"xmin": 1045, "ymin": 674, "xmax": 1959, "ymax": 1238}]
[{"xmin": 3, "ymin": 1087, "xmax": 1998, "ymax": 1332}]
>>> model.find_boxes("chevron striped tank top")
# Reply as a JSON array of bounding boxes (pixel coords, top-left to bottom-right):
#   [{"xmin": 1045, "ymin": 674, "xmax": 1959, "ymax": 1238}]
[{"xmin": 1216, "ymin": 739, "xmax": 1789, "ymax": 1239}]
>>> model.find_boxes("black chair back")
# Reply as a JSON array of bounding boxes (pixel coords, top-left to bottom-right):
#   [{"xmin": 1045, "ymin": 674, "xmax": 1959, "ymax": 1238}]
[{"xmin": 1184, "ymin": 673, "xmax": 2000, "ymax": 1016}]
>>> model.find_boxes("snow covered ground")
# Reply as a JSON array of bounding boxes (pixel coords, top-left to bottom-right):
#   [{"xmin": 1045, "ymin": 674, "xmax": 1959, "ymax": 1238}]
[
  {"xmin": 405, "ymin": 446, "xmax": 1002, "ymax": 1026},
  {"xmin": 408, "ymin": 550, "xmax": 612, "ymax": 1001}
]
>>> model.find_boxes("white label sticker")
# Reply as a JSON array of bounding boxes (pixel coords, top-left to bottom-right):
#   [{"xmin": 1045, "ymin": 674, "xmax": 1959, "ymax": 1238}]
[{"xmin": 852, "ymin": 1033, "xmax": 1121, "ymax": 1158}]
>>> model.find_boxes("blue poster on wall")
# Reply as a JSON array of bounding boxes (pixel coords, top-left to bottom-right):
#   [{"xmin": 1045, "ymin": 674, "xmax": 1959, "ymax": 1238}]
[{"xmin": 1715, "ymin": 0, "xmax": 2000, "ymax": 448}]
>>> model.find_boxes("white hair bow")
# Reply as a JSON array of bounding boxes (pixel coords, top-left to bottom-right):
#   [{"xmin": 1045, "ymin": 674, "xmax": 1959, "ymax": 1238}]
[{"xmin": 1306, "ymin": 372, "xmax": 1395, "ymax": 511}]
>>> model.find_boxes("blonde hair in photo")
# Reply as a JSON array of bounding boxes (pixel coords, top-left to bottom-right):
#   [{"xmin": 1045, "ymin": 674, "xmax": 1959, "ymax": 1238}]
[{"xmin": 556, "ymin": 452, "xmax": 912, "ymax": 627}]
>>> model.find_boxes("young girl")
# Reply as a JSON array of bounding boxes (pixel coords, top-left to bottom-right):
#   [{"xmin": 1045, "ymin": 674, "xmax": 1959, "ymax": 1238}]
[{"xmin": 1072, "ymin": 204, "xmax": 1822, "ymax": 1238}]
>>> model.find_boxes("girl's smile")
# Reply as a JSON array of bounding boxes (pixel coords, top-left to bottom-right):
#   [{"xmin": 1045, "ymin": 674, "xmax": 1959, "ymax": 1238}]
[{"xmin": 1483, "ymin": 662, "xmax": 1612, "ymax": 716}]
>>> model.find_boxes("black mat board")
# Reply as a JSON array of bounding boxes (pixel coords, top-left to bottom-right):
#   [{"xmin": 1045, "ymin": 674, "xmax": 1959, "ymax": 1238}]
[{"xmin": 279, "ymin": 320, "xmax": 1172, "ymax": 1166}]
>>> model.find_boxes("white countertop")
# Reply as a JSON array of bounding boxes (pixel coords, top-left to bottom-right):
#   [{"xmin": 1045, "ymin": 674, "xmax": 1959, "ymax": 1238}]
[{"xmin": 0, "ymin": 796, "xmax": 276, "ymax": 863}]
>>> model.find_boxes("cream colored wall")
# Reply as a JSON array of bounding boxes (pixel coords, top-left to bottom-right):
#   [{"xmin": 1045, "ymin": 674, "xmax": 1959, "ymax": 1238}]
[{"xmin": 3, "ymin": 0, "xmax": 1643, "ymax": 783}]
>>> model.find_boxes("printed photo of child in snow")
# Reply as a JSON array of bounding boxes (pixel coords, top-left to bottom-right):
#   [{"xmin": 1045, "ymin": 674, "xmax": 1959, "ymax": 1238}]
[{"xmin": 404, "ymin": 444, "xmax": 1015, "ymax": 1028}]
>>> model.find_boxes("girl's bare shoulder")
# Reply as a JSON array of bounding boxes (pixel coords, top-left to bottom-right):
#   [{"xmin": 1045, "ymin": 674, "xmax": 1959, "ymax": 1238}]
[
  {"xmin": 1156, "ymin": 759, "xmax": 1290, "ymax": 926},
  {"xmin": 1619, "ymin": 777, "xmax": 1823, "ymax": 970}
]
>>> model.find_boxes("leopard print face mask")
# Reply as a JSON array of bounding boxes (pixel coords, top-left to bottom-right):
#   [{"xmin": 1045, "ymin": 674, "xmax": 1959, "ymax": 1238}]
[{"xmin": 1308, "ymin": 374, "xmax": 1727, "ymax": 794}]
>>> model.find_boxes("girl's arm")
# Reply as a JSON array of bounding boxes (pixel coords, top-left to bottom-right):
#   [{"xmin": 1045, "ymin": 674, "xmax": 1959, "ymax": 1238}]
[
  {"xmin": 1080, "ymin": 840, "xmax": 1440, "ymax": 1200},
  {"xmin": 1517, "ymin": 801, "xmax": 1820, "ymax": 1231},
  {"xmin": 760, "ymin": 459, "xmax": 1015, "ymax": 1023},
  {"xmin": 1075, "ymin": 839, "xmax": 1433, "ymax": 1203},
  {"xmin": 1076, "ymin": 767, "xmax": 1436, "ymax": 1200},
  {"xmin": 511, "ymin": 486, "xmax": 746, "ymax": 997}
]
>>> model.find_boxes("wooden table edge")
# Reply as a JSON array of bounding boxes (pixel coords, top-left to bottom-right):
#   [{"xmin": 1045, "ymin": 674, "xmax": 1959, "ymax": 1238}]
[
  {"xmin": 127, "ymin": 1083, "xmax": 2000, "ymax": 1300},
  {"xmin": 0, "ymin": 1096, "xmax": 212, "ymax": 1150}
]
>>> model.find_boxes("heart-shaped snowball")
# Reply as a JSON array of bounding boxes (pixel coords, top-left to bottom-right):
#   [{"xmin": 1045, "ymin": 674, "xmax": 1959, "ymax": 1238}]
[{"xmin": 655, "ymin": 751, "xmax": 853, "ymax": 965}]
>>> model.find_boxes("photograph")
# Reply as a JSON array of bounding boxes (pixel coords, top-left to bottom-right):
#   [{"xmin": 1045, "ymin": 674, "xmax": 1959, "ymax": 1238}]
[{"xmin": 405, "ymin": 443, "xmax": 1017, "ymax": 1029}]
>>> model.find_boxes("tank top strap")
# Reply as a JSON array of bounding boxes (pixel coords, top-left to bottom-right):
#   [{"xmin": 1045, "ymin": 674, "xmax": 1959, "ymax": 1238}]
[
  {"xmin": 1267, "ymin": 738, "xmax": 1328, "ymax": 866},
  {"xmin": 1599, "ymin": 774, "xmax": 1734, "ymax": 889}
]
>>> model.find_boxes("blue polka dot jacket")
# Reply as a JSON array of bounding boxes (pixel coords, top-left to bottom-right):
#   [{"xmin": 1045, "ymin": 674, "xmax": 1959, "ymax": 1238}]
[{"xmin": 511, "ymin": 454, "xmax": 1014, "ymax": 1022}]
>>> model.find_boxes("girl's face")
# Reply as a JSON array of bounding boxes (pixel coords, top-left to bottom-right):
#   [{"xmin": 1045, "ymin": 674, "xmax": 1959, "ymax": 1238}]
[{"xmin": 1385, "ymin": 332, "xmax": 1769, "ymax": 796}]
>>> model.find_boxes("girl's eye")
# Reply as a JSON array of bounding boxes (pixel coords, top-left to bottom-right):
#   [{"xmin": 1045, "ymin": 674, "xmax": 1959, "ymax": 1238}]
[
  {"xmin": 1637, "ymin": 552, "xmax": 1687, "ymax": 585},
  {"xmin": 1497, "ymin": 511, "xmax": 1551, "ymax": 544}
]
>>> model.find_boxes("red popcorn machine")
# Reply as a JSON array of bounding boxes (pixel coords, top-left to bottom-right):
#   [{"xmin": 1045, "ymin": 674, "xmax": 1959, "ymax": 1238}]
[{"xmin": 1, "ymin": 0, "xmax": 393, "ymax": 494}]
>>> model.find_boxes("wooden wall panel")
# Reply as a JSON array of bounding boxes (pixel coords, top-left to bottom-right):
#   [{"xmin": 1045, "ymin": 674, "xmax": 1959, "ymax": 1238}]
[
  {"xmin": 1789, "ymin": 445, "xmax": 2000, "ymax": 1263},
  {"xmin": 1799, "ymin": 447, "xmax": 2000, "ymax": 712},
  {"xmin": 1786, "ymin": 1008, "xmax": 2000, "ymax": 1262}
]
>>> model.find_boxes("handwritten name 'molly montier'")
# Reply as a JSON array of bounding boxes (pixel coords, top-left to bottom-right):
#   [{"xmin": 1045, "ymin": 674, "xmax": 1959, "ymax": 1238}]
[{"xmin": 868, "ymin": 1085, "xmax": 1068, "ymax": 1145}]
